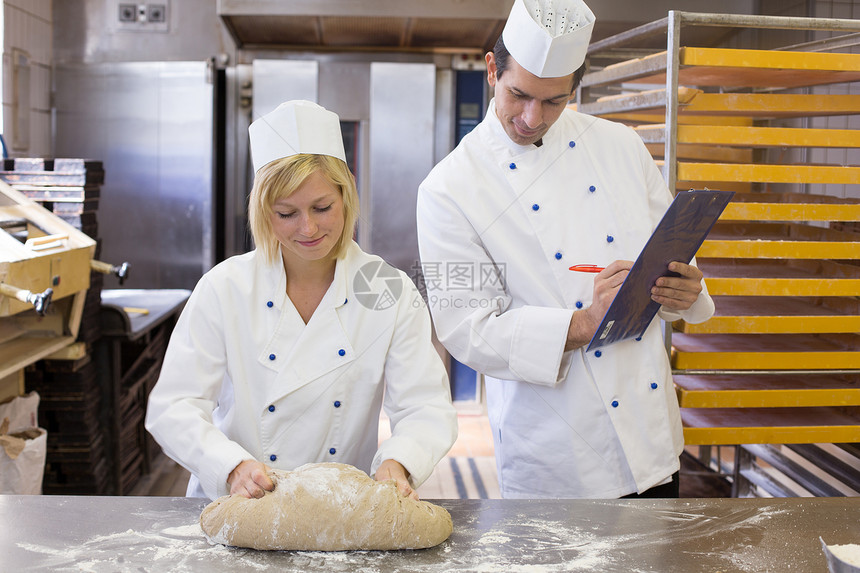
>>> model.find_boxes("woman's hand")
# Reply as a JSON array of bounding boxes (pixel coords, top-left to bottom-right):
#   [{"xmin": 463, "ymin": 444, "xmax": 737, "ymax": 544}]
[
  {"xmin": 227, "ymin": 459, "xmax": 274, "ymax": 498},
  {"xmin": 375, "ymin": 459, "xmax": 419, "ymax": 500}
]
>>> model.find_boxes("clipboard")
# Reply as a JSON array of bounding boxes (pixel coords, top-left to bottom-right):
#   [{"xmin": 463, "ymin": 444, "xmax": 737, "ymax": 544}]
[{"xmin": 586, "ymin": 189, "xmax": 734, "ymax": 352}]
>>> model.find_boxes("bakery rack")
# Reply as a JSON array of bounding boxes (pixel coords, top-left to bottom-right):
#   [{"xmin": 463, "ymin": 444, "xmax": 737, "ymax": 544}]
[{"xmin": 577, "ymin": 11, "xmax": 860, "ymax": 496}]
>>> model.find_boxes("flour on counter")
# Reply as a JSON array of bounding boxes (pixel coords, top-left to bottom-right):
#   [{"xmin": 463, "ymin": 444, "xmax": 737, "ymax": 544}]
[
  {"xmin": 16, "ymin": 523, "xmax": 248, "ymax": 572},
  {"xmin": 12, "ymin": 501, "xmax": 804, "ymax": 573}
]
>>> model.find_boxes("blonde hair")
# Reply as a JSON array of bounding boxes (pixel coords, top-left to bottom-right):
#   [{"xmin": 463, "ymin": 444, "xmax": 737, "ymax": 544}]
[{"xmin": 249, "ymin": 154, "xmax": 359, "ymax": 265}]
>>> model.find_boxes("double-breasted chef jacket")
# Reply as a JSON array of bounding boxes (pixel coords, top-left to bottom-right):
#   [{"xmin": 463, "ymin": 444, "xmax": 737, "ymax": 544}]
[
  {"xmin": 417, "ymin": 100, "xmax": 714, "ymax": 499},
  {"xmin": 145, "ymin": 241, "xmax": 458, "ymax": 500}
]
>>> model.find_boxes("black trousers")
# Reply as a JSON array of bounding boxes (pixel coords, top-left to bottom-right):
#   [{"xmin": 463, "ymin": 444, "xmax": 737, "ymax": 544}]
[{"xmin": 621, "ymin": 471, "xmax": 680, "ymax": 499}]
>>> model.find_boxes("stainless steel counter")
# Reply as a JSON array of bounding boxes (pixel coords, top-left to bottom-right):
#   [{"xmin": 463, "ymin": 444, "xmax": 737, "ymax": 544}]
[{"xmin": 2, "ymin": 495, "xmax": 857, "ymax": 572}]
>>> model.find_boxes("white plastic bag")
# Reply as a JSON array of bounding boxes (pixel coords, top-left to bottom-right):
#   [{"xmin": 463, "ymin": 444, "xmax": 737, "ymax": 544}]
[
  {"xmin": 0, "ymin": 391, "xmax": 39, "ymax": 432},
  {"xmin": 0, "ymin": 393, "xmax": 47, "ymax": 495},
  {"xmin": 0, "ymin": 426, "xmax": 47, "ymax": 494}
]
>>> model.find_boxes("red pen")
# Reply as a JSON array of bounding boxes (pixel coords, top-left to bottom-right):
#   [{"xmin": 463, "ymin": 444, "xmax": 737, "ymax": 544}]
[{"xmin": 569, "ymin": 264, "xmax": 605, "ymax": 273}]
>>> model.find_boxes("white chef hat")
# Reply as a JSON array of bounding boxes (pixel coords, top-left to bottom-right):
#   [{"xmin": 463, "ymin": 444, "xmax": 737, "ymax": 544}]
[
  {"xmin": 249, "ymin": 100, "xmax": 346, "ymax": 173},
  {"xmin": 502, "ymin": 0, "xmax": 595, "ymax": 78}
]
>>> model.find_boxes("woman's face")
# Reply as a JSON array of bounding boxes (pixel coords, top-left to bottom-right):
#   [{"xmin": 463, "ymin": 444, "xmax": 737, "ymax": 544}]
[{"xmin": 270, "ymin": 170, "xmax": 345, "ymax": 266}]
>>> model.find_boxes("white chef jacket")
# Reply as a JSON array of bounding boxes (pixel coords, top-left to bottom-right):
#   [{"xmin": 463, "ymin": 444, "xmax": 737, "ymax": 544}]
[
  {"xmin": 145, "ymin": 241, "xmax": 458, "ymax": 500},
  {"xmin": 417, "ymin": 100, "xmax": 714, "ymax": 498}
]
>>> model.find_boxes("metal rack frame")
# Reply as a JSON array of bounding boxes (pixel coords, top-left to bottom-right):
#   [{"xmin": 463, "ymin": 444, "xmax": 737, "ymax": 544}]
[{"xmin": 580, "ymin": 11, "xmax": 860, "ymax": 194}]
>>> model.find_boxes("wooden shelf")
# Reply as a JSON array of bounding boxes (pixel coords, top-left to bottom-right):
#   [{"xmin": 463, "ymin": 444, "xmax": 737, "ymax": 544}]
[
  {"xmin": 704, "ymin": 277, "xmax": 860, "ymax": 296},
  {"xmin": 682, "ymin": 406, "xmax": 860, "ymax": 445},
  {"xmin": 699, "ymin": 221, "xmax": 860, "ymax": 259},
  {"xmin": 584, "ymin": 47, "xmax": 860, "ymax": 90},
  {"xmin": 676, "ymin": 373, "xmax": 860, "ymax": 408},
  {"xmin": 637, "ymin": 125, "xmax": 860, "ymax": 149},
  {"xmin": 719, "ymin": 192, "xmax": 860, "ymax": 222},
  {"xmin": 600, "ymin": 112, "xmax": 753, "ymax": 127},
  {"xmin": 675, "ymin": 373, "xmax": 860, "ymax": 408},
  {"xmin": 699, "ymin": 239, "xmax": 859, "ymax": 259},
  {"xmin": 583, "ymin": 91, "xmax": 860, "ymax": 119},
  {"xmin": 647, "ymin": 143, "xmax": 752, "ymax": 163},
  {"xmin": 677, "ymin": 296, "xmax": 860, "ymax": 334},
  {"xmin": 678, "ymin": 162, "xmax": 860, "ymax": 185},
  {"xmin": 672, "ymin": 333, "xmax": 860, "ymax": 370},
  {"xmin": 0, "ymin": 334, "xmax": 77, "ymax": 380},
  {"xmin": 696, "ymin": 259, "xmax": 860, "ymax": 297}
]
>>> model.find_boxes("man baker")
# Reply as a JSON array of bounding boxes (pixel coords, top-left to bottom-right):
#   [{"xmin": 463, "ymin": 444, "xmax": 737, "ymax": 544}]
[{"xmin": 417, "ymin": 0, "xmax": 714, "ymax": 498}]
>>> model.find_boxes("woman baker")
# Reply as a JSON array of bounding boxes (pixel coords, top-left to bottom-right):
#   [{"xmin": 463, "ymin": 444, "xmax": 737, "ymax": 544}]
[{"xmin": 146, "ymin": 100, "xmax": 457, "ymax": 501}]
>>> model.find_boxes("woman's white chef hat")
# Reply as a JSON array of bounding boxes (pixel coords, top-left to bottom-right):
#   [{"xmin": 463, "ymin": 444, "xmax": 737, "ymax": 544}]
[
  {"xmin": 249, "ymin": 100, "xmax": 346, "ymax": 173},
  {"xmin": 502, "ymin": 0, "xmax": 596, "ymax": 78}
]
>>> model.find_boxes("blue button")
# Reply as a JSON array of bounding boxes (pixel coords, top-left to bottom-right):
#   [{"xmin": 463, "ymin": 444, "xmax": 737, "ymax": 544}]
[
  {"xmin": 509, "ymin": 162, "xmax": 517, "ymax": 170},
  {"xmin": 575, "ymin": 301, "xmax": 583, "ymax": 309},
  {"xmin": 268, "ymin": 405, "xmax": 275, "ymax": 412},
  {"xmin": 329, "ymin": 448, "xmax": 336, "ymax": 455},
  {"xmin": 266, "ymin": 301, "xmax": 273, "ymax": 308},
  {"xmin": 334, "ymin": 401, "xmax": 341, "ymax": 408},
  {"xmin": 268, "ymin": 354, "xmax": 276, "ymax": 361},
  {"xmin": 269, "ymin": 454, "xmax": 277, "ymax": 462},
  {"xmin": 569, "ymin": 141, "xmax": 576, "ymax": 148},
  {"xmin": 606, "ymin": 235, "xmax": 614, "ymax": 243},
  {"xmin": 595, "ymin": 350, "xmax": 602, "ymax": 358},
  {"xmin": 555, "ymin": 252, "xmax": 562, "ymax": 260},
  {"xmin": 611, "ymin": 400, "xmax": 619, "ymax": 408},
  {"xmin": 589, "ymin": 185, "xmax": 596, "ymax": 193},
  {"xmin": 344, "ymin": 298, "xmax": 348, "ymax": 305},
  {"xmin": 650, "ymin": 382, "xmax": 658, "ymax": 389},
  {"xmin": 635, "ymin": 336, "xmax": 642, "ymax": 341},
  {"xmin": 338, "ymin": 349, "xmax": 346, "ymax": 357},
  {"xmin": 532, "ymin": 204, "xmax": 539, "ymax": 211}
]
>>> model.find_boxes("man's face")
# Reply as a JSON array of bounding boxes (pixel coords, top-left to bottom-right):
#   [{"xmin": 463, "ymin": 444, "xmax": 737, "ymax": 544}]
[{"xmin": 486, "ymin": 52, "xmax": 575, "ymax": 146}]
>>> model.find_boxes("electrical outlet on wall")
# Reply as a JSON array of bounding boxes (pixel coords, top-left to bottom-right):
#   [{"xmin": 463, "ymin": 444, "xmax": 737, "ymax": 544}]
[
  {"xmin": 118, "ymin": 4, "xmax": 137, "ymax": 22},
  {"xmin": 114, "ymin": 0, "xmax": 169, "ymax": 32},
  {"xmin": 148, "ymin": 4, "xmax": 167, "ymax": 23}
]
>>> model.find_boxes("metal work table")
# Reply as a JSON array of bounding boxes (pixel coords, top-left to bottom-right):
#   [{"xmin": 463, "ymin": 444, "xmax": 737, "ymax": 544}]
[
  {"xmin": 2, "ymin": 495, "xmax": 857, "ymax": 572},
  {"xmin": 100, "ymin": 289, "xmax": 191, "ymax": 341}
]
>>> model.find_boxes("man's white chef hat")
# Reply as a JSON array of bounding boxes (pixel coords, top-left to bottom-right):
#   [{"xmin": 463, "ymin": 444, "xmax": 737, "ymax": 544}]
[
  {"xmin": 502, "ymin": 0, "xmax": 596, "ymax": 78},
  {"xmin": 249, "ymin": 100, "xmax": 346, "ymax": 173}
]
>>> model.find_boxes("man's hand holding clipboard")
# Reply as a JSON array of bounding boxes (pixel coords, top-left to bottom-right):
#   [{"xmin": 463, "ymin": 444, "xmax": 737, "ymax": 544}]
[{"xmin": 574, "ymin": 189, "xmax": 734, "ymax": 352}]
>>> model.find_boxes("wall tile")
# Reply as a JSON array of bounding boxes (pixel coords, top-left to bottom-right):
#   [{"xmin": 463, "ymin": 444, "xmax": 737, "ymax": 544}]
[
  {"xmin": 31, "ymin": 64, "xmax": 51, "ymax": 110},
  {"xmin": 30, "ymin": 17, "xmax": 53, "ymax": 65},
  {"xmin": 809, "ymin": 147, "xmax": 826, "ymax": 165},
  {"xmin": 846, "ymin": 150, "xmax": 860, "ymax": 199},
  {"xmin": 29, "ymin": 109, "xmax": 51, "ymax": 156},
  {"xmin": 1, "ymin": 103, "xmax": 11, "ymax": 142},
  {"xmin": 5, "ymin": 5, "xmax": 22, "ymax": 50},
  {"xmin": 5, "ymin": 0, "xmax": 51, "ymax": 22},
  {"xmin": 35, "ymin": 0, "xmax": 52, "ymax": 22},
  {"xmin": 1, "ymin": 53, "xmax": 12, "ymax": 104},
  {"xmin": 830, "ymin": 2, "xmax": 851, "ymax": 19},
  {"xmin": 814, "ymin": 2, "xmax": 831, "ymax": 17}
]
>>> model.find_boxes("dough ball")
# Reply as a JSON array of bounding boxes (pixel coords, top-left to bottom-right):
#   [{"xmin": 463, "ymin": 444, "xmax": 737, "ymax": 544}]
[{"xmin": 200, "ymin": 462, "xmax": 453, "ymax": 551}]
